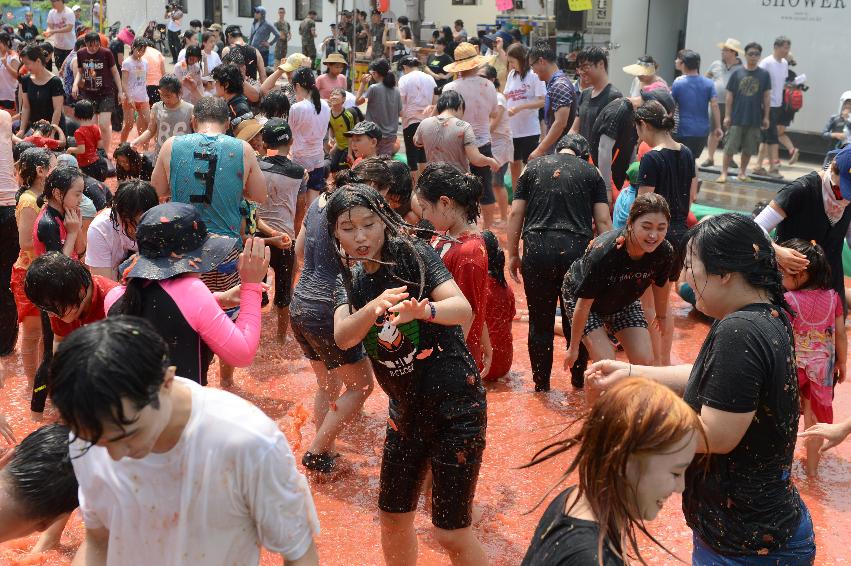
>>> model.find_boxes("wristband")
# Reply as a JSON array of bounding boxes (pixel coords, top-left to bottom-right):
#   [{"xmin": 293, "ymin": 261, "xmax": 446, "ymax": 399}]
[{"xmin": 428, "ymin": 302, "xmax": 436, "ymax": 321}]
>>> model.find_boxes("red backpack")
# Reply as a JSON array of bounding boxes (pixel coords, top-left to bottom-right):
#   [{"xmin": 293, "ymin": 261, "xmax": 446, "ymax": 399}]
[{"xmin": 784, "ymin": 87, "xmax": 804, "ymax": 113}]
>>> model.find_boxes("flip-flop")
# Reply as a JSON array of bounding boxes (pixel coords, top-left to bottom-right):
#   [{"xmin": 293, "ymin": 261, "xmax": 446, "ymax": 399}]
[
  {"xmin": 737, "ymin": 175, "xmax": 753, "ymax": 183},
  {"xmin": 716, "ymin": 175, "xmax": 727, "ymax": 184},
  {"xmin": 789, "ymin": 148, "xmax": 800, "ymax": 165}
]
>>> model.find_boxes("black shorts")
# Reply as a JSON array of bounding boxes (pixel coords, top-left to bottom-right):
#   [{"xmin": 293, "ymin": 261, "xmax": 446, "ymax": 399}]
[
  {"xmin": 762, "ymin": 106, "xmax": 782, "ymax": 144},
  {"xmin": 305, "ymin": 165, "xmax": 327, "ymax": 192},
  {"xmin": 379, "ymin": 398, "xmax": 486, "ymax": 530},
  {"xmin": 470, "ymin": 143, "xmax": 495, "ymax": 205},
  {"xmin": 676, "ymin": 135, "xmax": 706, "ymax": 161},
  {"xmin": 147, "ymin": 85, "xmax": 161, "ymax": 105},
  {"xmin": 268, "ymin": 244, "xmax": 295, "ymax": 308},
  {"xmin": 403, "ymin": 122, "xmax": 426, "ymax": 170},
  {"xmin": 80, "ymin": 157, "xmax": 109, "ymax": 182},
  {"xmin": 513, "ymin": 135, "xmax": 539, "ymax": 163},
  {"xmin": 291, "ymin": 318, "xmax": 365, "ymax": 370}
]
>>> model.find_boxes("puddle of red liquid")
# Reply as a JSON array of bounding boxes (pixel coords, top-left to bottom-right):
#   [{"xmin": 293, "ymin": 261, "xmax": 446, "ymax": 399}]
[{"xmin": 5, "ymin": 165, "xmax": 850, "ymax": 564}]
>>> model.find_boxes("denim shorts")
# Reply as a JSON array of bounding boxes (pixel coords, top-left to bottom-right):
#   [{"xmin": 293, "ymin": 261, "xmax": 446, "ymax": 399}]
[{"xmin": 692, "ymin": 503, "xmax": 815, "ymax": 565}]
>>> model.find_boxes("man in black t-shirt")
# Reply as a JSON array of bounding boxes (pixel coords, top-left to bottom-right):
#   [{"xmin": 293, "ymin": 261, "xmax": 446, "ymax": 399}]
[
  {"xmin": 569, "ymin": 46, "xmax": 622, "ymax": 143},
  {"xmin": 425, "ymin": 38, "xmax": 452, "ymax": 91}
]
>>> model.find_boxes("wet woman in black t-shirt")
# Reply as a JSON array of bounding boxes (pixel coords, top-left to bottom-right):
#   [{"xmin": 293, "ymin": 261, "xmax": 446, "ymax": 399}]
[
  {"xmin": 521, "ymin": 378, "xmax": 702, "ymax": 566},
  {"xmin": 636, "ymin": 100, "xmax": 697, "ymax": 366},
  {"xmin": 562, "ymin": 193, "xmax": 674, "ymax": 374},
  {"xmin": 329, "ymin": 184, "xmax": 488, "ymax": 566},
  {"xmin": 587, "ymin": 214, "xmax": 815, "ymax": 563}
]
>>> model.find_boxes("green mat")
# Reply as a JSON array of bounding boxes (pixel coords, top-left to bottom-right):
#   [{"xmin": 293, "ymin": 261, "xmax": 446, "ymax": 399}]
[{"xmin": 690, "ymin": 203, "xmax": 851, "ymax": 277}]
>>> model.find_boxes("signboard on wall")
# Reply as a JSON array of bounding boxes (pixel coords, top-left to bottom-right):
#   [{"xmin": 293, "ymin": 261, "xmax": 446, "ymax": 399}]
[
  {"xmin": 686, "ymin": 0, "xmax": 850, "ymax": 133},
  {"xmin": 587, "ymin": 0, "xmax": 611, "ymax": 32}
]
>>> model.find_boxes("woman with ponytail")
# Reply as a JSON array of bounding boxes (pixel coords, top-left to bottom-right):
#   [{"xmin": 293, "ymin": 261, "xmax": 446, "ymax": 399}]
[
  {"xmin": 587, "ymin": 213, "xmax": 816, "ymax": 564},
  {"xmin": 416, "ymin": 162, "xmax": 492, "ymax": 375},
  {"xmin": 522, "ymin": 378, "xmax": 703, "ymax": 566},
  {"xmin": 355, "ymin": 58, "xmax": 401, "ymax": 157},
  {"xmin": 635, "ymin": 99, "xmax": 698, "ymax": 365},
  {"xmin": 329, "ymin": 183, "xmax": 487, "ymax": 566},
  {"xmin": 481, "ymin": 230, "xmax": 515, "ymax": 381},
  {"xmin": 289, "ymin": 66, "xmax": 330, "ymax": 229}
]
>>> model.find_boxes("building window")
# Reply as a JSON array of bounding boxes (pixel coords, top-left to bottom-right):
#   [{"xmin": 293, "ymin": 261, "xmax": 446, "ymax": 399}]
[
  {"xmin": 295, "ymin": 0, "xmax": 323, "ymax": 22},
  {"xmin": 451, "ymin": 0, "xmax": 477, "ymax": 4},
  {"xmin": 237, "ymin": 0, "xmax": 260, "ymax": 18}
]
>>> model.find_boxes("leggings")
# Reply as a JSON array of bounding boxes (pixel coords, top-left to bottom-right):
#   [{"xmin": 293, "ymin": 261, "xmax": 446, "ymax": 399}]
[
  {"xmin": 0, "ymin": 206, "xmax": 18, "ymax": 357},
  {"xmin": 521, "ymin": 231, "xmax": 589, "ymax": 391},
  {"xmin": 31, "ymin": 310, "xmax": 54, "ymax": 413},
  {"xmin": 168, "ymin": 30, "xmax": 181, "ymax": 63},
  {"xmin": 269, "ymin": 244, "xmax": 295, "ymax": 308}
]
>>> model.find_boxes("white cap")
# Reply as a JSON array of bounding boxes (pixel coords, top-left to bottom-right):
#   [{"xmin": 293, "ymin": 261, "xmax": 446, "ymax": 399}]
[{"xmin": 71, "ymin": 4, "xmax": 81, "ymax": 10}]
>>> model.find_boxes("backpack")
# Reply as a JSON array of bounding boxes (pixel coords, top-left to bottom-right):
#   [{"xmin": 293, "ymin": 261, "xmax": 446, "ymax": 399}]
[
  {"xmin": 784, "ymin": 87, "xmax": 803, "ymax": 113},
  {"xmin": 339, "ymin": 107, "xmax": 363, "ymax": 131}
]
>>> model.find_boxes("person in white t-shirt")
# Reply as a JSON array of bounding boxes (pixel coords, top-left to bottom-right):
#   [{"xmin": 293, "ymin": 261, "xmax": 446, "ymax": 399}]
[
  {"xmin": 120, "ymin": 39, "xmax": 151, "ymax": 145},
  {"xmin": 397, "ymin": 56, "xmax": 436, "ymax": 183},
  {"xmin": 0, "ymin": 33, "xmax": 19, "ymax": 109},
  {"xmin": 502, "ymin": 43, "xmax": 545, "ymax": 202},
  {"xmin": 755, "ymin": 35, "xmax": 795, "ymax": 177},
  {"xmin": 51, "ymin": 316, "xmax": 321, "ymax": 566},
  {"xmin": 45, "ymin": 0, "xmax": 76, "ymax": 68},
  {"xmin": 85, "ymin": 180, "xmax": 158, "ymax": 280},
  {"xmin": 201, "ymin": 31, "xmax": 222, "ymax": 75}
]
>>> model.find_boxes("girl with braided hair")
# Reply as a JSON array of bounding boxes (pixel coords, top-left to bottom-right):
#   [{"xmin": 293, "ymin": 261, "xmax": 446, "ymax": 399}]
[
  {"xmin": 587, "ymin": 213, "xmax": 815, "ymax": 564},
  {"xmin": 329, "ymin": 183, "xmax": 488, "ymax": 566}
]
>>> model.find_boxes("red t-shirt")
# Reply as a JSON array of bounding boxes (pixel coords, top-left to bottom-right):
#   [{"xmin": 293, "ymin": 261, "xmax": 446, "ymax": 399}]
[
  {"xmin": 24, "ymin": 135, "xmax": 61, "ymax": 150},
  {"xmin": 50, "ymin": 274, "xmax": 118, "ymax": 337},
  {"xmin": 433, "ymin": 232, "xmax": 489, "ymax": 371},
  {"xmin": 73, "ymin": 124, "xmax": 101, "ymax": 166},
  {"xmin": 483, "ymin": 276, "xmax": 515, "ymax": 381}
]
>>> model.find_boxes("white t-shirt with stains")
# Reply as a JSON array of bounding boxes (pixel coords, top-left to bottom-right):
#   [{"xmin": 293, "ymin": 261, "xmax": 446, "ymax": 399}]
[
  {"xmin": 70, "ymin": 378, "xmax": 320, "ymax": 565},
  {"xmin": 443, "ymin": 75, "xmax": 497, "ymax": 147}
]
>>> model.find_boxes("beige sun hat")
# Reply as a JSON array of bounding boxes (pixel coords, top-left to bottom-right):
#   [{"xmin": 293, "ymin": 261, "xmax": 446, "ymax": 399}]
[
  {"xmin": 279, "ymin": 53, "xmax": 312, "ymax": 73},
  {"xmin": 322, "ymin": 52, "xmax": 348, "ymax": 66},
  {"xmin": 443, "ymin": 42, "xmax": 488, "ymax": 73},
  {"xmin": 717, "ymin": 38, "xmax": 744, "ymax": 55},
  {"xmin": 234, "ymin": 118, "xmax": 263, "ymax": 142},
  {"xmin": 622, "ymin": 59, "xmax": 657, "ymax": 77}
]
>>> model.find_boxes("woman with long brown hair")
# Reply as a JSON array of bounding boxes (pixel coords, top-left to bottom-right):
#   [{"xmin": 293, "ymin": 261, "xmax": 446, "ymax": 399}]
[{"xmin": 522, "ymin": 377, "xmax": 703, "ymax": 565}]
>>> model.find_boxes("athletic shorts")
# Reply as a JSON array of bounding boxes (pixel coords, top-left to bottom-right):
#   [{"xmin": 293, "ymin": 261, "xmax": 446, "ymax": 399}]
[
  {"xmin": 492, "ymin": 162, "xmax": 508, "ymax": 187},
  {"xmin": 304, "ymin": 165, "xmax": 327, "ymax": 193},
  {"xmin": 403, "ymin": 122, "xmax": 426, "ymax": 170},
  {"xmin": 379, "ymin": 398, "xmax": 486, "ymax": 530},
  {"xmin": 676, "ymin": 135, "xmax": 706, "ymax": 161},
  {"xmin": 762, "ymin": 106, "xmax": 782, "ymax": 144},
  {"xmin": 513, "ymin": 134, "xmax": 539, "ymax": 163},
  {"xmin": 291, "ymin": 320, "xmax": 365, "ymax": 370},
  {"xmin": 563, "ymin": 291, "xmax": 648, "ymax": 337},
  {"xmin": 724, "ymin": 125, "xmax": 761, "ymax": 156},
  {"xmin": 470, "ymin": 143, "xmax": 495, "ymax": 206},
  {"xmin": 90, "ymin": 96, "xmax": 116, "ymax": 114}
]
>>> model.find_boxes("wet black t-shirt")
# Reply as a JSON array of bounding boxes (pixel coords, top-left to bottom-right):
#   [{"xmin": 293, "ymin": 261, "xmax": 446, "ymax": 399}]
[
  {"xmin": 20, "ymin": 76, "xmax": 65, "ymax": 127},
  {"xmin": 638, "ymin": 146, "xmax": 695, "ymax": 235},
  {"xmin": 522, "ymin": 487, "xmax": 624, "ymax": 566},
  {"xmin": 427, "ymin": 53, "xmax": 453, "ymax": 90},
  {"xmin": 590, "ymin": 97, "xmax": 637, "ymax": 190},
  {"xmin": 333, "ymin": 239, "xmax": 484, "ymax": 421},
  {"xmin": 683, "ymin": 304, "xmax": 801, "ymax": 556},
  {"xmin": 563, "ymin": 228, "xmax": 673, "ymax": 314},
  {"xmin": 775, "ymin": 171, "xmax": 851, "ymax": 304},
  {"xmin": 576, "ymin": 83, "xmax": 622, "ymax": 142},
  {"xmin": 513, "ymin": 153, "xmax": 608, "ymax": 239}
]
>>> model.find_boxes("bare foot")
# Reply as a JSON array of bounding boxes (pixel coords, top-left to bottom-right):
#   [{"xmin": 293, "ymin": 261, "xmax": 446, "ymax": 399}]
[{"xmin": 31, "ymin": 410, "xmax": 44, "ymax": 423}]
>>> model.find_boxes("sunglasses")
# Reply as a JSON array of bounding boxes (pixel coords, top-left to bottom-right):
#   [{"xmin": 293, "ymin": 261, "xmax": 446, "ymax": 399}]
[{"xmin": 745, "ymin": 51, "xmax": 761, "ymax": 57}]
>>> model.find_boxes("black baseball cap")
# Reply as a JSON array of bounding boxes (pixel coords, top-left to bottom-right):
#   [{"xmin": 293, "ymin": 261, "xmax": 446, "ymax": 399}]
[
  {"xmin": 344, "ymin": 121, "xmax": 381, "ymax": 140},
  {"xmin": 261, "ymin": 118, "xmax": 293, "ymax": 147}
]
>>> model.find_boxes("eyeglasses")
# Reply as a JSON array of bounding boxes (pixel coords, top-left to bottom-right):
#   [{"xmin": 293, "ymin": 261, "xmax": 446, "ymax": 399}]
[
  {"xmin": 745, "ymin": 51, "xmax": 761, "ymax": 57},
  {"xmin": 576, "ymin": 63, "xmax": 592, "ymax": 72}
]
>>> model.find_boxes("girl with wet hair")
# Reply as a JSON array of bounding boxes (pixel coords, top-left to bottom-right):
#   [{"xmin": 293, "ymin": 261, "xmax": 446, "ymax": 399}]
[
  {"xmin": 635, "ymin": 99, "xmax": 698, "ymax": 366},
  {"xmin": 588, "ymin": 213, "xmax": 815, "ymax": 564},
  {"xmin": 351, "ymin": 156, "xmax": 393, "ymax": 196},
  {"xmin": 561, "ymin": 193, "xmax": 674, "ymax": 374},
  {"xmin": 356, "ymin": 58, "xmax": 401, "ymax": 157},
  {"xmin": 417, "ymin": 162, "xmax": 491, "ymax": 373},
  {"xmin": 382, "ymin": 157, "xmax": 419, "ymax": 224},
  {"xmin": 481, "ymin": 230, "xmax": 515, "ymax": 381},
  {"xmin": 112, "ymin": 143, "xmax": 153, "ymax": 182},
  {"xmin": 329, "ymin": 183, "xmax": 488, "ymax": 565},
  {"xmin": 289, "ymin": 66, "xmax": 330, "ymax": 230},
  {"xmin": 11, "ymin": 148, "xmax": 55, "ymax": 390},
  {"xmin": 522, "ymin": 377, "xmax": 703, "ymax": 566},
  {"xmin": 259, "ymin": 88, "xmax": 290, "ymax": 119}
]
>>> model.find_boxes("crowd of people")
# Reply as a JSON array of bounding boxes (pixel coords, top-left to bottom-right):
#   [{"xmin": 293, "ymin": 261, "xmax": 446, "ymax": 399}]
[{"xmin": 0, "ymin": 5, "xmax": 848, "ymax": 565}]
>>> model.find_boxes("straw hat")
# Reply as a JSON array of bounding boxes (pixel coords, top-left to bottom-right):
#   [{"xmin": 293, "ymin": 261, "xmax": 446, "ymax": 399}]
[
  {"xmin": 443, "ymin": 42, "xmax": 488, "ymax": 73},
  {"xmin": 622, "ymin": 59, "xmax": 656, "ymax": 77},
  {"xmin": 322, "ymin": 52, "xmax": 347, "ymax": 66},
  {"xmin": 279, "ymin": 52, "xmax": 312, "ymax": 72},
  {"xmin": 235, "ymin": 118, "xmax": 263, "ymax": 142},
  {"xmin": 717, "ymin": 38, "xmax": 744, "ymax": 55}
]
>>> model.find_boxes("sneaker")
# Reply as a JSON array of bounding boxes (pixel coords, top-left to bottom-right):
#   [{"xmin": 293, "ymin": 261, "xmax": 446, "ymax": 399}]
[
  {"xmin": 700, "ymin": 158, "xmax": 715, "ymax": 167},
  {"xmin": 788, "ymin": 147, "xmax": 800, "ymax": 165},
  {"xmin": 302, "ymin": 451, "xmax": 336, "ymax": 473},
  {"xmin": 752, "ymin": 167, "xmax": 769, "ymax": 176}
]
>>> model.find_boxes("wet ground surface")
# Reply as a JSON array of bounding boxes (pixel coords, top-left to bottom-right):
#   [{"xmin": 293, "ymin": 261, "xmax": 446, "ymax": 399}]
[{"xmin": 1, "ymin": 136, "xmax": 847, "ymax": 563}]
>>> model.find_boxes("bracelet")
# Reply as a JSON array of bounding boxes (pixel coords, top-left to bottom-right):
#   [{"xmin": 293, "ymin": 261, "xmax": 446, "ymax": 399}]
[
  {"xmin": 628, "ymin": 363, "xmax": 632, "ymax": 377},
  {"xmin": 428, "ymin": 302, "xmax": 436, "ymax": 321}
]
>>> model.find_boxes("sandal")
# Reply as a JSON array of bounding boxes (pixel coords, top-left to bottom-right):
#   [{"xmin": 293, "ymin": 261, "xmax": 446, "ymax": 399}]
[
  {"xmin": 752, "ymin": 167, "xmax": 769, "ymax": 176},
  {"xmin": 737, "ymin": 175, "xmax": 753, "ymax": 183},
  {"xmin": 788, "ymin": 147, "xmax": 800, "ymax": 165},
  {"xmin": 302, "ymin": 451, "xmax": 336, "ymax": 473}
]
